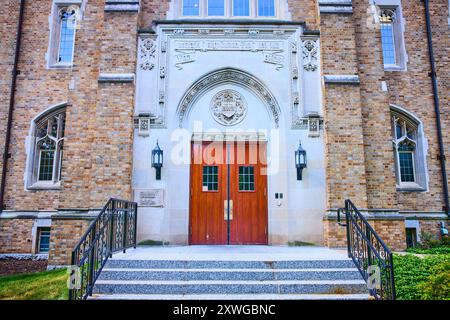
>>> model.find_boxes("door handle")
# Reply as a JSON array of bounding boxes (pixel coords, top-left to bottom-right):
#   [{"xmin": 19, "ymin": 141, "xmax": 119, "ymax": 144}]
[{"xmin": 224, "ymin": 200, "xmax": 233, "ymax": 220}]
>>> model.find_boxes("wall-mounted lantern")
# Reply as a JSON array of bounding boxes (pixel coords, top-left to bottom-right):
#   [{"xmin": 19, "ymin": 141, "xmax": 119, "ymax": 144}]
[
  {"xmin": 151, "ymin": 140, "xmax": 163, "ymax": 180},
  {"xmin": 440, "ymin": 222, "xmax": 449, "ymax": 237},
  {"xmin": 295, "ymin": 141, "xmax": 307, "ymax": 180}
]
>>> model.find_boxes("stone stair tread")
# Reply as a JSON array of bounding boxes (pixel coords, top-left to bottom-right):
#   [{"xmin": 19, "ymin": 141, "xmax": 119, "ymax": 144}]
[
  {"xmin": 96, "ymin": 279, "xmax": 366, "ymax": 285},
  {"xmin": 89, "ymin": 293, "xmax": 370, "ymax": 300},
  {"xmin": 101, "ymin": 268, "xmax": 359, "ymax": 272}
]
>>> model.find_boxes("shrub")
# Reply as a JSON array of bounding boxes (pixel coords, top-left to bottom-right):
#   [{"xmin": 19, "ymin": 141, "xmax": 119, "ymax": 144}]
[
  {"xmin": 394, "ymin": 254, "xmax": 450, "ymax": 300},
  {"xmin": 417, "ymin": 258, "xmax": 450, "ymax": 300}
]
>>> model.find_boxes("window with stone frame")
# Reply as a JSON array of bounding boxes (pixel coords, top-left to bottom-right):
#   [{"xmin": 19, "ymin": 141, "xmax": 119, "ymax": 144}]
[
  {"xmin": 180, "ymin": 0, "xmax": 278, "ymax": 18},
  {"xmin": 378, "ymin": 6, "xmax": 407, "ymax": 70},
  {"xmin": 391, "ymin": 109, "xmax": 427, "ymax": 191},
  {"xmin": 29, "ymin": 108, "xmax": 66, "ymax": 188},
  {"xmin": 48, "ymin": 3, "xmax": 80, "ymax": 67}
]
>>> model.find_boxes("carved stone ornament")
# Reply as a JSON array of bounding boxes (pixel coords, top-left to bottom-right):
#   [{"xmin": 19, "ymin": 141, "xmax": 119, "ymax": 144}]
[
  {"xmin": 210, "ymin": 90, "xmax": 247, "ymax": 126},
  {"xmin": 139, "ymin": 38, "xmax": 156, "ymax": 70},
  {"xmin": 178, "ymin": 69, "xmax": 280, "ymax": 128},
  {"xmin": 302, "ymin": 39, "xmax": 319, "ymax": 72}
]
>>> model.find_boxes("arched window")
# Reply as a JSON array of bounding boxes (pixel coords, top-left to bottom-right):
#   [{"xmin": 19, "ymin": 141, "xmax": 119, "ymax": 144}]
[
  {"xmin": 27, "ymin": 106, "xmax": 66, "ymax": 189},
  {"xmin": 391, "ymin": 107, "xmax": 427, "ymax": 190}
]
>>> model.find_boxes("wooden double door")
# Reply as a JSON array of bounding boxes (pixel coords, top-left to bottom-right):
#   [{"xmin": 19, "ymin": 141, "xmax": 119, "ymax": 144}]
[{"xmin": 189, "ymin": 141, "xmax": 268, "ymax": 245}]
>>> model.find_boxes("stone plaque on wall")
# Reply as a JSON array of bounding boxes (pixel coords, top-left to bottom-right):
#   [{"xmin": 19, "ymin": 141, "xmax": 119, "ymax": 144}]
[{"xmin": 135, "ymin": 189, "xmax": 164, "ymax": 207}]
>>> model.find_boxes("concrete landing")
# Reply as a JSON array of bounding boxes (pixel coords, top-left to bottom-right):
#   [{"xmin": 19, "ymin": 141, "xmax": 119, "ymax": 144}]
[{"xmin": 114, "ymin": 246, "xmax": 349, "ymax": 261}]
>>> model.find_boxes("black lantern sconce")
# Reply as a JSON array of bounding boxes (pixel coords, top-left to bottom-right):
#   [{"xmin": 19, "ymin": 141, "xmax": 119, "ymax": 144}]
[
  {"xmin": 151, "ymin": 140, "xmax": 163, "ymax": 180},
  {"xmin": 295, "ymin": 141, "xmax": 307, "ymax": 180},
  {"xmin": 440, "ymin": 222, "xmax": 448, "ymax": 237}
]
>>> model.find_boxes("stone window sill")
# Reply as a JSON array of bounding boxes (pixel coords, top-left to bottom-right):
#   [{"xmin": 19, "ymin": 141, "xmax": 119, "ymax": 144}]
[
  {"xmin": 396, "ymin": 183, "xmax": 426, "ymax": 192},
  {"xmin": 27, "ymin": 182, "xmax": 61, "ymax": 191},
  {"xmin": 384, "ymin": 64, "xmax": 406, "ymax": 72},
  {"xmin": 47, "ymin": 62, "xmax": 73, "ymax": 70}
]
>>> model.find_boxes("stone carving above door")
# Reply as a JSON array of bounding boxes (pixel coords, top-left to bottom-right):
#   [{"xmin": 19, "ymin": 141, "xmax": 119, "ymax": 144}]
[{"xmin": 210, "ymin": 90, "xmax": 248, "ymax": 126}]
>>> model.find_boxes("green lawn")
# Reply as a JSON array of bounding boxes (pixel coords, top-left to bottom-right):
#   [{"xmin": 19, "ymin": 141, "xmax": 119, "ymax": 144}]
[{"xmin": 0, "ymin": 268, "xmax": 69, "ymax": 300}]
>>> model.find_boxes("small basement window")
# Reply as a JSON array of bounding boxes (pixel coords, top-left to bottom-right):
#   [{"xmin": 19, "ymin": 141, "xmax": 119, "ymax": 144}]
[
  {"xmin": 405, "ymin": 228, "xmax": 417, "ymax": 248},
  {"xmin": 37, "ymin": 227, "xmax": 51, "ymax": 253}
]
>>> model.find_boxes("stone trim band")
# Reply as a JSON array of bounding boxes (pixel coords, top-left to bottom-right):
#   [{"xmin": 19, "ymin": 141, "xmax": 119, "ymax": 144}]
[
  {"xmin": 318, "ymin": 0, "xmax": 353, "ymax": 14},
  {"xmin": 323, "ymin": 75, "xmax": 360, "ymax": 85}
]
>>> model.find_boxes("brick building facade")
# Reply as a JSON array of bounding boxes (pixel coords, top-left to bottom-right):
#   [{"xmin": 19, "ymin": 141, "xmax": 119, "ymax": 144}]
[{"xmin": 0, "ymin": 0, "xmax": 448, "ymax": 265}]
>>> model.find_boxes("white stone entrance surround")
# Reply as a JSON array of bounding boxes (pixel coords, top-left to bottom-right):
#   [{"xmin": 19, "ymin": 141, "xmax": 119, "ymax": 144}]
[{"xmin": 133, "ymin": 23, "xmax": 326, "ymax": 246}]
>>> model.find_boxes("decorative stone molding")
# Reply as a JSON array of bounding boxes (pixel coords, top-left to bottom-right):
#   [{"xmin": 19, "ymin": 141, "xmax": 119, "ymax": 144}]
[
  {"xmin": 318, "ymin": 0, "xmax": 353, "ymax": 14},
  {"xmin": 139, "ymin": 37, "xmax": 157, "ymax": 70},
  {"xmin": 192, "ymin": 132, "xmax": 267, "ymax": 142},
  {"xmin": 210, "ymin": 90, "xmax": 248, "ymax": 126},
  {"xmin": 172, "ymin": 38, "xmax": 285, "ymax": 70},
  {"xmin": 302, "ymin": 39, "xmax": 319, "ymax": 72},
  {"xmin": 105, "ymin": 0, "xmax": 140, "ymax": 12},
  {"xmin": 323, "ymin": 75, "xmax": 360, "ymax": 85},
  {"xmin": 98, "ymin": 73, "xmax": 135, "ymax": 83},
  {"xmin": 138, "ymin": 115, "xmax": 150, "ymax": 137},
  {"xmin": 177, "ymin": 68, "xmax": 281, "ymax": 128}
]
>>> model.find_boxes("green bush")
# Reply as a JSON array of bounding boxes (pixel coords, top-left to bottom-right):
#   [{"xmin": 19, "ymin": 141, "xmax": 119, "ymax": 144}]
[
  {"xmin": 417, "ymin": 258, "xmax": 450, "ymax": 300},
  {"xmin": 406, "ymin": 247, "xmax": 450, "ymax": 255},
  {"xmin": 416, "ymin": 233, "xmax": 449, "ymax": 250},
  {"xmin": 394, "ymin": 254, "xmax": 450, "ymax": 300}
]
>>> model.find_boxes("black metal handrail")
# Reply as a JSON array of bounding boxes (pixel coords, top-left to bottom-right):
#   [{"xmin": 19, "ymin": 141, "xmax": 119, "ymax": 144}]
[
  {"xmin": 338, "ymin": 200, "xmax": 396, "ymax": 300},
  {"xmin": 69, "ymin": 198, "xmax": 138, "ymax": 300}
]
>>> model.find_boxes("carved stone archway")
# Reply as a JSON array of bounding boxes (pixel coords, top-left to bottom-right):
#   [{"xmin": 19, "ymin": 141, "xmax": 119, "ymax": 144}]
[{"xmin": 176, "ymin": 68, "xmax": 281, "ymax": 128}]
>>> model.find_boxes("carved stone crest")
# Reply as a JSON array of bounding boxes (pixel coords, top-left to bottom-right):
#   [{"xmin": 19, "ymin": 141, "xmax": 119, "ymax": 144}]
[
  {"xmin": 139, "ymin": 38, "xmax": 156, "ymax": 70},
  {"xmin": 210, "ymin": 90, "xmax": 247, "ymax": 126},
  {"xmin": 302, "ymin": 39, "xmax": 319, "ymax": 72}
]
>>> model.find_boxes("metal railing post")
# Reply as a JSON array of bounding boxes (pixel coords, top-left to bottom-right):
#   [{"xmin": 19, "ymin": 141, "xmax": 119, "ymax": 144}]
[
  {"xmin": 123, "ymin": 202, "xmax": 128, "ymax": 253},
  {"xmin": 133, "ymin": 203, "xmax": 138, "ymax": 249},
  {"xmin": 366, "ymin": 225, "xmax": 373, "ymax": 268},
  {"xmin": 88, "ymin": 223, "xmax": 96, "ymax": 296},
  {"xmin": 345, "ymin": 200, "xmax": 351, "ymax": 257},
  {"xmin": 69, "ymin": 250, "xmax": 76, "ymax": 300},
  {"xmin": 389, "ymin": 252, "xmax": 396, "ymax": 300},
  {"xmin": 109, "ymin": 200, "xmax": 116, "ymax": 258}
]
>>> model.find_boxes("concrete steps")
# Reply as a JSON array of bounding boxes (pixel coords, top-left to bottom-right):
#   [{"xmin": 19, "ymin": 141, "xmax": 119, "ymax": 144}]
[{"xmin": 93, "ymin": 255, "xmax": 369, "ymax": 299}]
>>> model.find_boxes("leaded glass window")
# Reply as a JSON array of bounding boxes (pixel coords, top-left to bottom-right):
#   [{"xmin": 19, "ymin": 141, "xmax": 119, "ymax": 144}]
[
  {"xmin": 380, "ymin": 8, "xmax": 396, "ymax": 65},
  {"xmin": 391, "ymin": 111, "xmax": 419, "ymax": 185},
  {"xmin": 233, "ymin": 0, "xmax": 250, "ymax": 16},
  {"xmin": 57, "ymin": 7, "xmax": 77, "ymax": 63},
  {"xmin": 34, "ymin": 108, "xmax": 66, "ymax": 184},
  {"xmin": 239, "ymin": 166, "xmax": 255, "ymax": 191},
  {"xmin": 202, "ymin": 166, "xmax": 218, "ymax": 191},
  {"xmin": 258, "ymin": 0, "xmax": 275, "ymax": 17},
  {"xmin": 183, "ymin": 0, "xmax": 200, "ymax": 16},
  {"xmin": 208, "ymin": 0, "xmax": 225, "ymax": 15},
  {"xmin": 38, "ymin": 228, "xmax": 51, "ymax": 253}
]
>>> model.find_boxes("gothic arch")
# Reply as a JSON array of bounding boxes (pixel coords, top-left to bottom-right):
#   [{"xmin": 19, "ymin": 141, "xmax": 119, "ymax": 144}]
[{"xmin": 176, "ymin": 68, "xmax": 281, "ymax": 128}]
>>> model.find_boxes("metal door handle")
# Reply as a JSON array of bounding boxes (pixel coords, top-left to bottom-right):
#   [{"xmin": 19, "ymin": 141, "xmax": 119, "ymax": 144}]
[{"xmin": 224, "ymin": 200, "xmax": 233, "ymax": 220}]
